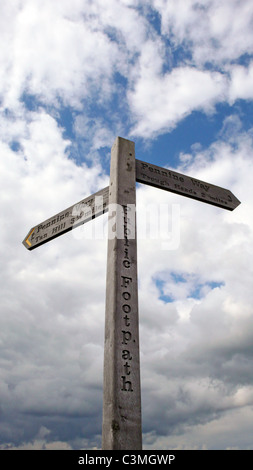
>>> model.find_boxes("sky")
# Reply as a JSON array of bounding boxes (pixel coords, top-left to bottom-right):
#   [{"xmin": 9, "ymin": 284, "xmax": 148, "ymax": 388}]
[{"xmin": 0, "ymin": 0, "xmax": 253, "ymax": 450}]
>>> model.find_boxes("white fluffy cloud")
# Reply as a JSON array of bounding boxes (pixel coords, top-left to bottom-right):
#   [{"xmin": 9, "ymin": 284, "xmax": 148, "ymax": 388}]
[
  {"xmin": 128, "ymin": 0, "xmax": 253, "ymax": 137},
  {"xmin": 152, "ymin": 0, "xmax": 253, "ymax": 66},
  {"xmin": 0, "ymin": 0, "xmax": 150, "ymax": 112},
  {"xmin": 2, "ymin": 2, "xmax": 118, "ymax": 109},
  {"xmin": 129, "ymin": 66, "xmax": 227, "ymax": 136},
  {"xmin": 229, "ymin": 62, "xmax": 253, "ymax": 102},
  {"xmin": 1, "ymin": 0, "xmax": 253, "ymax": 142}
]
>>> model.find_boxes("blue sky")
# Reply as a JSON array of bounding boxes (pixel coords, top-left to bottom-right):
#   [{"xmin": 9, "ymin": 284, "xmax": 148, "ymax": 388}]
[{"xmin": 1, "ymin": 0, "xmax": 253, "ymax": 450}]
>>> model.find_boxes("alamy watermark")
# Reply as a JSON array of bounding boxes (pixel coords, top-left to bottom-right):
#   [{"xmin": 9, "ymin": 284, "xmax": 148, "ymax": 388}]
[{"xmin": 71, "ymin": 195, "xmax": 181, "ymax": 250}]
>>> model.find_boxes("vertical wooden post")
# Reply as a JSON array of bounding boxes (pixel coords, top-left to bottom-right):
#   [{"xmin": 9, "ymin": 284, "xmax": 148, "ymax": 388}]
[{"xmin": 102, "ymin": 137, "xmax": 142, "ymax": 450}]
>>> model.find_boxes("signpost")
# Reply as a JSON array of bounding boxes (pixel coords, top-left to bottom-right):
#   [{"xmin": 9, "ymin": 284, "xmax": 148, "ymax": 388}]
[
  {"xmin": 22, "ymin": 136, "xmax": 241, "ymax": 450},
  {"xmin": 23, "ymin": 186, "xmax": 109, "ymax": 250},
  {"xmin": 102, "ymin": 137, "xmax": 142, "ymax": 450},
  {"xmin": 136, "ymin": 159, "xmax": 240, "ymax": 211}
]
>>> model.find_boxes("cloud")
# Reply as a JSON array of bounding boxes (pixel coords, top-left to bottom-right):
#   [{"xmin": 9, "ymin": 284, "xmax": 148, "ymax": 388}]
[
  {"xmin": 0, "ymin": 426, "xmax": 73, "ymax": 450},
  {"xmin": 1, "ymin": 0, "xmax": 122, "ymax": 110},
  {"xmin": 152, "ymin": 0, "xmax": 253, "ymax": 66},
  {"xmin": 143, "ymin": 406, "xmax": 253, "ymax": 450},
  {"xmin": 2, "ymin": 0, "xmax": 253, "ymax": 144},
  {"xmin": 0, "ymin": 0, "xmax": 153, "ymax": 114},
  {"xmin": 127, "ymin": 0, "xmax": 253, "ymax": 138},
  {"xmin": 229, "ymin": 62, "xmax": 253, "ymax": 102},
  {"xmin": 129, "ymin": 66, "xmax": 227, "ymax": 137}
]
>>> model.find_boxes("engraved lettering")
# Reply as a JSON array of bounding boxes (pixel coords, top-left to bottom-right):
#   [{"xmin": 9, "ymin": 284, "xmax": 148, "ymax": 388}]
[
  {"xmin": 123, "ymin": 362, "xmax": 131, "ymax": 375},
  {"xmin": 121, "ymin": 376, "xmax": 133, "ymax": 392},
  {"xmin": 191, "ymin": 178, "xmax": 210, "ymax": 192},
  {"xmin": 37, "ymin": 224, "xmax": 44, "ymax": 233},
  {"xmin": 120, "ymin": 203, "xmax": 136, "ymax": 392},
  {"xmin": 122, "ymin": 204, "xmax": 131, "ymax": 212},
  {"xmin": 124, "ymin": 215, "xmax": 130, "ymax": 225},
  {"xmin": 122, "ymin": 330, "xmax": 132, "ymax": 344},
  {"xmin": 35, "ymin": 233, "xmax": 48, "ymax": 243},
  {"xmin": 122, "ymin": 304, "xmax": 131, "ymax": 313},
  {"xmin": 208, "ymin": 195, "xmax": 228, "ymax": 205},
  {"xmin": 123, "ymin": 259, "xmax": 131, "ymax": 268},
  {"xmin": 122, "ymin": 292, "xmax": 131, "ymax": 301},
  {"xmin": 121, "ymin": 276, "xmax": 132, "ymax": 288},
  {"xmin": 122, "ymin": 350, "xmax": 132, "ymax": 360},
  {"xmin": 140, "ymin": 162, "xmax": 184, "ymax": 182},
  {"xmin": 52, "ymin": 222, "xmax": 66, "ymax": 234},
  {"xmin": 174, "ymin": 183, "xmax": 197, "ymax": 196},
  {"xmin": 141, "ymin": 163, "xmax": 148, "ymax": 171},
  {"xmin": 124, "ymin": 228, "xmax": 131, "ymax": 237},
  {"xmin": 123, "ymin": 315, "xmax": 130, "ymax": 326}
]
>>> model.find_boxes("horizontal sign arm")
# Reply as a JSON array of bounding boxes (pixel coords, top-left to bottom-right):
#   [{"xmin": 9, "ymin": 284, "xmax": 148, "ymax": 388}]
[
  {"xmin": 23, "ymin": 157, "xmax": 241, "ymax": 251},
  {"xmin": 23, "ymin": 186, "xmax": 109, "ymax": 250},
  {"xmin": 136, "ymin": 159, "xmax": 240, "ymax": 211}
]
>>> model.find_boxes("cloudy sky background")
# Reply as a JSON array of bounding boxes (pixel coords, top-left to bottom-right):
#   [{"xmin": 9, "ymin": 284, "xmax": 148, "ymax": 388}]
[{"xmin": 1, "ymin": 0, "xmax": 253, "ymax": 450}]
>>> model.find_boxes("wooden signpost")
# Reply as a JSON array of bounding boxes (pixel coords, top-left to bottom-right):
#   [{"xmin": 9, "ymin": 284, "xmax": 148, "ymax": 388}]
[
  {"xmin": 136, "ymin": 159, "xmax": 240, "ymax": 211},
  {"xmin": 23, "ymin": 187, "xmax": 109, "ymax": 250},
  {"xmin": 23, "ymin": 137, "xmax": 240, "ymax": 450}
]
